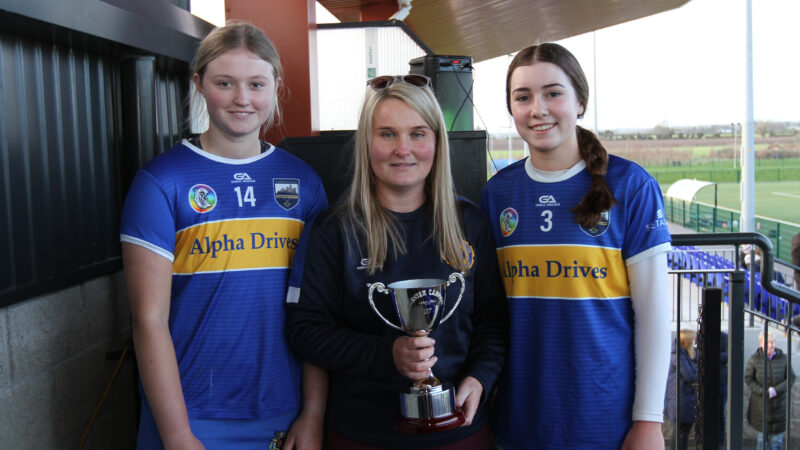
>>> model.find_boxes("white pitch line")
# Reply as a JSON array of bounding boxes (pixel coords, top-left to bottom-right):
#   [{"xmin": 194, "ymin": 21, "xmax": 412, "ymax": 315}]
[{"xmin": 773, "ymin": 192, "xmax": 800, "ymax": 199}]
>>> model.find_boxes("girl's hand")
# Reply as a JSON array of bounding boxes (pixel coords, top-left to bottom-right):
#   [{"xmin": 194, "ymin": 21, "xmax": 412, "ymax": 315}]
[
  {"xmin": 455, "ymin": 376, "xmax": 483, "ymax": 426},
  {"xmin": 392, "ymin": 335, "xmax": 437, "ymax": 380},
  {"xmin": 621, "ymin": 421, "xmax": 664, "ymax": 450}
]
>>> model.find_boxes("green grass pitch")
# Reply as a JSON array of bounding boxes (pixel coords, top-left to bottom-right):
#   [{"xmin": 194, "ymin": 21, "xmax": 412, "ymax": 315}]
[{"xmin": 663, "ymin": 181, "xmax": 800, "ymax": 226}]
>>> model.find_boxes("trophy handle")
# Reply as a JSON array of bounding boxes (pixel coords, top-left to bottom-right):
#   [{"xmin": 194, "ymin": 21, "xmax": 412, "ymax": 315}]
[
  {"xmin": 367, "ymin": 282, "xmax": 404, "ymax": 332},
  {"xmin": 439, "ymin": 272, "xmax": 465, "ymax": 324}
]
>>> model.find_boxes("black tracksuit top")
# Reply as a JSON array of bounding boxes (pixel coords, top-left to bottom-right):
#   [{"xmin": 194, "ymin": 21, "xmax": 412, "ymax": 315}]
[{"xmin": 286, "ymin": 200, "xmax": 508, "ymax": 448}]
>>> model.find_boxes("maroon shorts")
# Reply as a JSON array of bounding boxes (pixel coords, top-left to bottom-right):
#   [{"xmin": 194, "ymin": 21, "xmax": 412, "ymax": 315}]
[{"xmin": 326, "ymin": 425, "xmax": 492, "ymax": 450}]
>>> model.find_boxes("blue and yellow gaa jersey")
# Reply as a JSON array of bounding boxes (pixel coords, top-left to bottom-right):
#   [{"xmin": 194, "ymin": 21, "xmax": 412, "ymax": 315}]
[
  {"xmin": 120, "ymin": 140, "xmax": 327, "ymax": 419},
  {"xmin": 481, "ymin": 155, "xmax": 670, "ymax": 449}
]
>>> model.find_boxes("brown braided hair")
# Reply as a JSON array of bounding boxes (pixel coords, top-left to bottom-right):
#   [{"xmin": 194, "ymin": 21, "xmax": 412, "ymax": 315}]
[{"xmin": 506, "ymin": 43, "xmax": 616, "ymax": 227}]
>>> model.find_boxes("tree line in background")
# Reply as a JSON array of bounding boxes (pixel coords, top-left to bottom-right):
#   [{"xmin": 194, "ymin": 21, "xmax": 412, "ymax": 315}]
[
  {"xmin": 602, "ymin": 135, "xmax": 800, "ymax": 168},
  {"xmin": 488, "ymin": 120, "xmax": 799, "ymax": 146},
  {"xmin": 487, "ymin": 121, "xmax": 800, "ymax": 184},
  {"xmin": 600, "ymin": 120, "xmax": 799, "ymax": 141}
]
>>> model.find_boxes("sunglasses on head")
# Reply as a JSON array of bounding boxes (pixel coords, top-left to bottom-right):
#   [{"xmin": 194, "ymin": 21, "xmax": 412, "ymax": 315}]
[{"xmin": 367, "ymin": 74, "xmax": 431, "ymax": 90}]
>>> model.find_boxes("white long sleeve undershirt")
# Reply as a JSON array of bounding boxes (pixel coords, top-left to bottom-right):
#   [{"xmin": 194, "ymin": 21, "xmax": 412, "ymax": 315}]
[{"xmin": 628, "ymin": 251, "xmax": 671, "ymax": 422}]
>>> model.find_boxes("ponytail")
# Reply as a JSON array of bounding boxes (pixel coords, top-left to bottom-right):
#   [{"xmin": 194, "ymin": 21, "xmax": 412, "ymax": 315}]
[{"xmin": 571, "ymin": 126, "xmax": 616, "ymax": 227}]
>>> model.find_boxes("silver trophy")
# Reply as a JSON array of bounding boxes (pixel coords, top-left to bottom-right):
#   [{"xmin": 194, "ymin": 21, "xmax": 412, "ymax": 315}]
[{"xmin": 367, "ymin": 273, "xmax": 466, "ymax": 433}]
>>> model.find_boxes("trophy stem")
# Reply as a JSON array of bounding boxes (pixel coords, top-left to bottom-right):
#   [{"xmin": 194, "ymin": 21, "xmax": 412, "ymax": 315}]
[{"xmin": 413, "ymin": 369, "xmax": 442, "ymax": 390}]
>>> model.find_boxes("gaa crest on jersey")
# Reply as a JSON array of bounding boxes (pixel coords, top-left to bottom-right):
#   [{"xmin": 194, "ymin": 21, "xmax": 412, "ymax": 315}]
[
  {"xmin": 273, "ymin": 178, "xmax": 300, "ymax": 210},
  {"xmin": 535, "ymin": 195, "xmax": 560, "ymax": 207},
  {"xmin": 188, "ymin": 184, "xmax": 217, "ymax": 213},
  {"xmin": 580, "ymin": 210, "xmax": 610, "ymax": 237},
  {"xmin": 231, "ymin": 172, "xmax": 255, "ymax": 183},
  {"xmin": 499, "ymin": 207, "xmax": 518, "ymax": 237},
  {"xmin": 441, "ymin": 240, "xmax": 475, "ymax": 271}
]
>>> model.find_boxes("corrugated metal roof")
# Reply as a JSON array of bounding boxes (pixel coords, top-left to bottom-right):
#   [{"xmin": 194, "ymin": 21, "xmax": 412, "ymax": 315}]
[{"xmin": 319, "ymin": 0, "xmax": 691, "ymax": 62}]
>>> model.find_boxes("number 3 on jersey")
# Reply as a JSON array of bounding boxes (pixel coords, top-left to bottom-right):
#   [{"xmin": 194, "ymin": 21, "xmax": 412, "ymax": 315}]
[
  {"xmin": 234, "ymin": 186, "xmax": 256, "ymax": 207},
  {"xmin": 540, "ymin": 210, "xmax": 552, "ymax": 232}
]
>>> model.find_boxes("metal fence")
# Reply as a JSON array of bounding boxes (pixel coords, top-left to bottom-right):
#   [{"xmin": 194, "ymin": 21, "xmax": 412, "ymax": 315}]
[
  {"xmin": 665, "ymin": 197, "xmax": 800, "ymax": 262},
  {"xmin": 667, "ymin": 233, "xmax": 800, "ymax": 449}
]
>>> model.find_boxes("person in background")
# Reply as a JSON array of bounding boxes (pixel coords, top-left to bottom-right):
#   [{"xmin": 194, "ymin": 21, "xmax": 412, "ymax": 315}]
[
  {"xmin": 285, "ymin": 74, "xmax": 508, "ymax": 449},
  {"xmin": 665, "ymin": 329, "xmax": 698, "ymax": 450},
  {"xmin": 481, "ymin": 42, "xmax": 672, "ymax": 449},
  {"xmin": 745, "ymin": 331, "xmax": 795, "ymax": 450},
  {"xmin": 120, "ymin": 22, "xmax": 328, "ymax": 449},
  {"xmin": 741, "ymin": 244, "xmax": 763, "ymax": 273}
]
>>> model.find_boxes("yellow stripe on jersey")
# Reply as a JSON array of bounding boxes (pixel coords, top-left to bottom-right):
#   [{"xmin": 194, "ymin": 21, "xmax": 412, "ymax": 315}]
[
  {"xmin": 497, "ymin": 245, "xmax": 630, "ymax": 299},
  {"xmin": 173, "ymin": 218, "xmax": 303, "ymax": 274}
]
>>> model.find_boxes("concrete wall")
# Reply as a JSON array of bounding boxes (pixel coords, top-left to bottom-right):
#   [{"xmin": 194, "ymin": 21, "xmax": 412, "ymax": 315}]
[{"xmin": 0, "ymin": 271, "xmax": 136, "ymax": 450}]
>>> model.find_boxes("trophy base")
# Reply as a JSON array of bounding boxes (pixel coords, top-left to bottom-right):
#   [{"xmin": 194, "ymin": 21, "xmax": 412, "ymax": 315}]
[
  {"xmin": 395, "ymin": 382, "xmax": 465, "ymax": 433},
  {"xmin": 394, "ymin": 408, "xmax": 465, "ymax": 434}
]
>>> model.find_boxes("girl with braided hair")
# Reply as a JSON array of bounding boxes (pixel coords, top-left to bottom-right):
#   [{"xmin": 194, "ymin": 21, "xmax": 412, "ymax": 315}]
[{"xmin": 481, "ymin": 43, "xmax": 672, "ymax": 449}]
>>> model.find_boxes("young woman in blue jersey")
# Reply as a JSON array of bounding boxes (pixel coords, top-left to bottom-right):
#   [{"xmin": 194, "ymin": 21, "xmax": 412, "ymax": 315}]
[
  {"xmin": 285, "ymin": 75, "xmax": 508, "ymax": 449},
  {"xmin": 481, "ymin": 43, "xmax": 672, "ymax": 449},
  {"xmin": 120, "ymin": 23, "xmax": 328, "ymax": 449}
]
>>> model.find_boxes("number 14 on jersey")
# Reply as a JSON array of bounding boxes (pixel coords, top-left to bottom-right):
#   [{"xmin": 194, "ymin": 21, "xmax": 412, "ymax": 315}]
[{"xmin": 234, "ymin": 186, "xmax": 256, "ymax": 207}]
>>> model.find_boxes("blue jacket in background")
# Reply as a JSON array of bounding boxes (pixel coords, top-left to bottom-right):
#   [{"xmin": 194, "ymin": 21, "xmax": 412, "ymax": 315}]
[{"xmin": 666, "ymin": 340, "xmax": 698, "ymax": 424}]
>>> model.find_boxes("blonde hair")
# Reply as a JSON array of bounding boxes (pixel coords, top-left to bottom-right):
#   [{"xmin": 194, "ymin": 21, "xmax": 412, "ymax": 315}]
[
  {"xmin": 344, "ymin": 82, "xmax": 467, "ymax": 274},
  {"xmin": 679, "ymin": 329, "xmax": 697, "ymax": 360},
  {"xmin": 758, "ymin": 330, "xmax": 777, "ymax": 347},
  {"xmin": 190, "ymin": 22, "xmax": 283, "ymax": 131}
]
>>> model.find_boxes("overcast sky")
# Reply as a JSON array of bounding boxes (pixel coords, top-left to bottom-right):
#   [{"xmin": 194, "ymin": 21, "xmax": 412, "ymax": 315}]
[
  {"xmin": 196, "ymin": 0, "xmax": 799, "ymax": 133},
  {"xmin": 472, "ymin": 0, "xmax": 800, "ymax": 132}
]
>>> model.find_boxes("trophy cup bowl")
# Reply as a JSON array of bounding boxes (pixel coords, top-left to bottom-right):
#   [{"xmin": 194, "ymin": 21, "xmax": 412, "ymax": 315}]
[{"xmin": 367, "ymin": 273, "xmax": 466, "ymax": 433}]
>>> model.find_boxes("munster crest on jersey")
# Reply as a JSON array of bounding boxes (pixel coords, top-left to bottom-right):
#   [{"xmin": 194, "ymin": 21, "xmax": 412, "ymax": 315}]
[
  {"xmin": 580, "ymin": 210, "xmax": 610, "ymax": 237},
  {"xmin": 273, "ymin": 178, "xmax": 300, "ymax": 210}
]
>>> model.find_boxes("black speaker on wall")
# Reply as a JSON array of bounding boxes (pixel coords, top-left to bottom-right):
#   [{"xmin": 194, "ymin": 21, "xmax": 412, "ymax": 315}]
[{"xmin": 409, "ymin": 55, "xmax": 474, "ymax": 132}]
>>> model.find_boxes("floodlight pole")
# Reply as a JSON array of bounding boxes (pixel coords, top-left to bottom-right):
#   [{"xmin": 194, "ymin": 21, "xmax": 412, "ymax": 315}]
[{"xmin": 740, "ymin": 0, "xmax": 755, "ymax": 233}]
